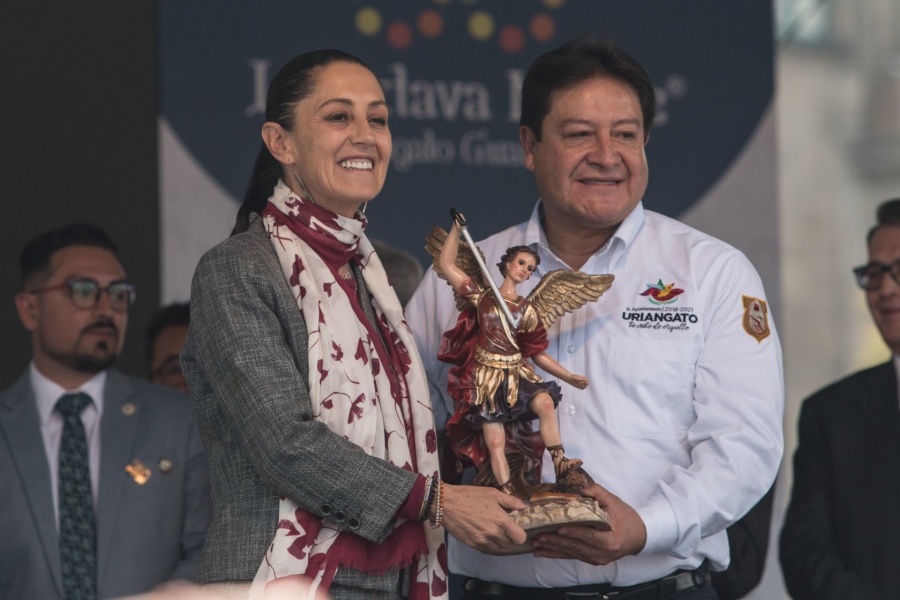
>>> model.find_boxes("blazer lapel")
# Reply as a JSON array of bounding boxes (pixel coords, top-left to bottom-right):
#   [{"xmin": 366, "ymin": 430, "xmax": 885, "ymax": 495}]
[
  {"xmin": 0, "ymin": 372, "xmax": 64, "ymax": 596},
  {"xmin": 96, "ymin": 370, "xmax": 138, "ymax": 589},
  {"xmin": 857, "ymin": 361, "xmax": 900, "ymax": 499}
]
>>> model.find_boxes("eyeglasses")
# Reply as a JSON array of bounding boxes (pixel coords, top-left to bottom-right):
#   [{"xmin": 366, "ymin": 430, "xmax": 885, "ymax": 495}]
[
  {"xmin": 852, "ymin": 260, "xmax": 900, "ymax": 291},
  {"xmin": 28, "ymin": 279, "xmax": 137, "ymax": 312}
]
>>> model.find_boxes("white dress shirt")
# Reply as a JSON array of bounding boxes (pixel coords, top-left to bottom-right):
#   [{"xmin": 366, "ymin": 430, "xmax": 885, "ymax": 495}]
[
  {"xmin": 405, "ymin": 201, "xmax": 784, "ymax": 587},
  {"xmin": 31, "ymin": 363, "xmax": 106, "ymax": 529}
]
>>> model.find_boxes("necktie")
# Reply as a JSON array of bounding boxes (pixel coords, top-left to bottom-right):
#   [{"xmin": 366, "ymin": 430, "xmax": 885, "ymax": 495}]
[{"xmin": 55, "ymin": 392, "xmax": 97, "ymax": 600}]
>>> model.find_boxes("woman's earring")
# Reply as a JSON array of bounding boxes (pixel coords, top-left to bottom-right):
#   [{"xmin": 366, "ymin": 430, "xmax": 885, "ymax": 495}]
[{"xmin": 290, "ymin": 164, "xmax": 316, "ymax": 204}]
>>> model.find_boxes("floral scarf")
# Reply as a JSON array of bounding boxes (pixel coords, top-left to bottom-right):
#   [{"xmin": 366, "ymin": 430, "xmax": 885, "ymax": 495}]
[{"xmin": 250, "ymin": 180, "xmax": 446, "ymax": 599}]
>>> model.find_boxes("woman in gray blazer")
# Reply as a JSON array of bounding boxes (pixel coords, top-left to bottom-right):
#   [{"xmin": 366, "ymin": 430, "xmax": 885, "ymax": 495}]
[{"xmin": 181, "ymin": 49, "xmax": 526, "ymax": 600}]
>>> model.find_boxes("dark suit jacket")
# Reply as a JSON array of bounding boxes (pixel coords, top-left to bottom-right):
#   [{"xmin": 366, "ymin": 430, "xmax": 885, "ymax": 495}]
[
  {"xmin": 181, "ymin": 219, "xmax": 419, "ymax": 590},
  {"xmin": 711, "ymin": 484, "xmax": 775, "ymax": 599},
  {"xmin": 0, "ymin": 369, "xmax": 211, "ymax": 599},
  {"xmin": 780, "ymin": 361, "xmax": 900, "ymax": 600}
]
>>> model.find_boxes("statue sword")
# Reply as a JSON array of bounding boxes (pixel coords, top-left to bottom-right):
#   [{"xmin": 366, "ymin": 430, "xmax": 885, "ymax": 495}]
[{"xmin": 451, "ymin": 207, "xmax": 520, "ymax": 329}]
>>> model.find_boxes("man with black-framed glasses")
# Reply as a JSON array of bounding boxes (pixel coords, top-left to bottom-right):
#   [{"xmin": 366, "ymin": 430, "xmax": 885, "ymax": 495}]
[
  {"xmin": 0, "ymin": 223, "xmax": 210, "ymax": 599},
  {"xmin": 781, "ymin": 198, "xmax": 900, "ymax": 599}
]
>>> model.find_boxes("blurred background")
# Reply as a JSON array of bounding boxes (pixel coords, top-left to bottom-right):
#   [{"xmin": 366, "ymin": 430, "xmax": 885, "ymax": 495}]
[
  {"xmin": 2, "ymin": 1, "xmax": 899, "ymax": 597},
  {"xmin": 773, "ymin": 0, "xmax": 900, "ymax": 596}
]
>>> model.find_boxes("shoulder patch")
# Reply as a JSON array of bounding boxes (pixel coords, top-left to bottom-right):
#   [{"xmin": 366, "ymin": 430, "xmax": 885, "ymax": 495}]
[{"xmin": 741, "ymin": 295, "xmax": 770, "ymax": 342}]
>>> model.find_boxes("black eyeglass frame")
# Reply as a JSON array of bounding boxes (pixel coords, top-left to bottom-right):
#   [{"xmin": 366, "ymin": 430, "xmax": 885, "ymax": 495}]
[
  {"xmin": 852, "ymin": 260, "xmax": 900, "ymax": 291},
  {"xmin": 27, "ymin": 278, "xmax": 137, "ymax": 312}
]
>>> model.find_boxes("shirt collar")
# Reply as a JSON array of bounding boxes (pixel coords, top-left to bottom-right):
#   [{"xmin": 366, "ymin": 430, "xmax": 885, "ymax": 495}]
[
  {"xmin": 524, "ymin": 199, "xmax": 646, "ymax": 261},
  {"xmin": 31, "ymin": 362, "xmax": 107, "ymax": 425}
]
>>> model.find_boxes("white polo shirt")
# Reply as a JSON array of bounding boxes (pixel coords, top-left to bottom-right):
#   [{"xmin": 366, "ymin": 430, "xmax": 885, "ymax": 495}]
[{"xmin": 405, "ymin": 200, "xmax": 784, "ymax": 587}]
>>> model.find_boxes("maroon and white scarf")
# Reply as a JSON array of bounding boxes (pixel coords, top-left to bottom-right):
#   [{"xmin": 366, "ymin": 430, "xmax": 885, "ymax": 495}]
[{"xmin": 250, "ymin": 180, "xmax": 446, "ymax": 599}]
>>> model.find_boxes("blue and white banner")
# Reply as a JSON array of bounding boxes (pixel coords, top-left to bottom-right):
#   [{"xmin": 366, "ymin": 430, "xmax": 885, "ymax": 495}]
[{"xmin": 160, "ymin": 1, "xmax": 777, "ymax": 307}]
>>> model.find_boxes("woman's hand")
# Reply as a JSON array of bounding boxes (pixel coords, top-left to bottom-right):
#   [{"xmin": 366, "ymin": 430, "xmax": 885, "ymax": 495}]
[{"xmin": 440, "ymin": 483, "xmax": 528, "ymax": 554}]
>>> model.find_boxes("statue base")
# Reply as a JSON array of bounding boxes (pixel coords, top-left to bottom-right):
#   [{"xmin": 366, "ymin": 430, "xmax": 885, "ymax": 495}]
[
  {"xmin": 490, "ymin": 493, "xmax": 611, "ymax": 556},
  {"xmin": 468, "ymin": 455, "xmax": 610, "ymax": 555}
]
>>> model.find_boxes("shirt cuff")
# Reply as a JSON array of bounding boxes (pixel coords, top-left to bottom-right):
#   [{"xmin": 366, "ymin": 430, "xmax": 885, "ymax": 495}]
[
  {"xmin": 395, "ymin": 473, "xmax": 428, "ymax": 521},
  {"xmin": 636, "ymin": 494, "xmax": 679, "ymax": 555}
]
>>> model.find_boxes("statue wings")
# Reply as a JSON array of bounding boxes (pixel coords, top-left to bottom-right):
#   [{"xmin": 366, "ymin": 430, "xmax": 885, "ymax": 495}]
[
  {"xmin": 425, "ymin": 226, "xmax": 614, "ymax": 322},
  {"xmin": 424, "ymin": 226, "xmax": 491, "ymax": 311},
  {"xmin": 526, "ymin": 269, "xmax": 614, "ymax": 328}
]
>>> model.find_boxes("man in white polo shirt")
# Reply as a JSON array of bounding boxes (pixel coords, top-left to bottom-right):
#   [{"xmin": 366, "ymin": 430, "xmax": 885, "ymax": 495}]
[{"xmin": 406, "ymin": 36, "xmax": 783, "ymax": 600}]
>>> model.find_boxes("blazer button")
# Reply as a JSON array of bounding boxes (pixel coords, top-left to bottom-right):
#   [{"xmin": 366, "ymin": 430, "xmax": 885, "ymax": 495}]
[
  {"xmin": 333, "ymin": 510, "xmax": 347, "ymax": 523},
  {"xmin": 348, "ymin": 517, "xmax": 361, "ymax": 530},
  {"xmin": 320, "ymin": 504, "xmax": 333, "ymax": 516}
]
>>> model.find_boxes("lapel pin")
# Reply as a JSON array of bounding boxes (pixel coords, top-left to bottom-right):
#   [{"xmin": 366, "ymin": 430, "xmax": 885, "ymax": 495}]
[
  {"xmin": 121, "ymin": 403, "xmax": 136, "ymax": 416},
  {"xmin": 126, "ymin": 459, "xmax": 151, "ymax": 485},
  {"xmin": 158, "ymin": 458, "xmax": 173, "ymax": 474}
]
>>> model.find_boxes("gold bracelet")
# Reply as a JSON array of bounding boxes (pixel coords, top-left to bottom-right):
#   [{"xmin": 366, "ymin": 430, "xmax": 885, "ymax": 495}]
[
  {"xmin": 430, "ymin": 478, "xmax": 444, "ymax": 529},
  {"xmin": 417, "ymin": 475, "xmax": 433, "ymax": 521}
]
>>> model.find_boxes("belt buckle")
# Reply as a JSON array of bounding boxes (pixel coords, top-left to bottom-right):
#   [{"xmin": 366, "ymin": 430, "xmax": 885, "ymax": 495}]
[{"xmin": 564, "ymin": 593, "xmax": 616, "ymax": 599}]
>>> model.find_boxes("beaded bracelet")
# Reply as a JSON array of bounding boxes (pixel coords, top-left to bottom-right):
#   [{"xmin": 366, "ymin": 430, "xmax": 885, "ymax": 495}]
[
  {"xmin": 430, "ymin": 478, "xmax": 444, "ymax": 529},
  {"xmin": 421, "ymin": 476, "xmax": 438, "ymax": 521},
  {"xmin": 417, "ymin": 475, "xmax": 434, "ymax": 521}
]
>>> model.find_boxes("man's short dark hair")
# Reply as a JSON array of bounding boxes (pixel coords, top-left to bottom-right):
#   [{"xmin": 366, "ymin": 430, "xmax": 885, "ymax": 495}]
[
  {"xmin": 520, "ymin": 35, "xmax": 656, "ymax": 142},
  {"xmin": 19, "ymin": 223, "xmax": 119, "ymax": 289},
  {"xmin": 144, "ymin": 302, "xmax": 191, "ymax": 363},
  {"xmin": 867, "ymin": 198, "xmax": 900, "ymax": 243}
]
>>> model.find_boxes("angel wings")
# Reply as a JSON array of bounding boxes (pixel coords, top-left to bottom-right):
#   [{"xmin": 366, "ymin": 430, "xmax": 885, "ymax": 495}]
[{"xmin": 425, "ymin": 226, "xmax": 614, "ymax": 328}]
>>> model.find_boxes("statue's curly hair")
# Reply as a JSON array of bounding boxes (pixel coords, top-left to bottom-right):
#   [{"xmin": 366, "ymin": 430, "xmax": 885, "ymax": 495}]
[{"xmin": 497, "ymin": 245, "xmax": 540, "ymax": 277}]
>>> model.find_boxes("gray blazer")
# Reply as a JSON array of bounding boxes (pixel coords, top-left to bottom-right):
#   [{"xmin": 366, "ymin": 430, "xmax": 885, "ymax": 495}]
[
  {"xmin": 181, "ymin": 219, "xmax": 418, "ymax": 591},
  {"xmin": 0, "ymin": 369, "xmax": 211, "ymax": 599}
]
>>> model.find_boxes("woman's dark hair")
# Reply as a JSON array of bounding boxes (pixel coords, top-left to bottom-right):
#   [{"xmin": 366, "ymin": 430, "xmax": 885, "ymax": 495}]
[
  {"xmin": 497, "ymin": 245, "xmax": 540, "ymax": 277},
  {"xmin": 520, "ymin": 35, "xmax": 655, "ymax": 143},
  {"xmin": 232, "ymin": 49, "xmax": 372, "ymax": 235}
]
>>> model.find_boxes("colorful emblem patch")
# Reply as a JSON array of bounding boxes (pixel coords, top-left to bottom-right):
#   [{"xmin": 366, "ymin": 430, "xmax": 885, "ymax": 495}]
[
  {"xmin": 741, "ymin": 295, "xmax": 770, "ymax": 342},
  {"xmin": 640, "ymin": 279, "xmax": 685, "ymax": 305}
]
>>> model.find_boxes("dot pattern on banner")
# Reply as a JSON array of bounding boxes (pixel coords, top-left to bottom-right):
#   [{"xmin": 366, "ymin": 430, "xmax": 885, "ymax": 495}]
[
  {"xmin": 530, "ymin": 13, "xmax": 555, "ymax": 42},
  {"xmin": 354, "ymin": 2, "xmax": 562, "ymax": 52},
  {"xmin": 387, "ymin": 21, "xmax": 414, "ymax": 49},
  {"xmin": 356, "ymin": 7, "xmax": 383, "ymax": 36},
  {"xmin": 499, "ymin": 25, "xmax": 525, "ymax": 54},
  {"xmin": 418, "ymin": 9, "xmax": 444, "ymax": 38},
  {"xmin": 468, "ymin": 11, "xmax": 495, "ymax": 41}
]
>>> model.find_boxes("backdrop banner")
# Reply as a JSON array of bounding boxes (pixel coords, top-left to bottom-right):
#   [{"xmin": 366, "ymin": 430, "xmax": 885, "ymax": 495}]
[{"xmin": 160, "ymin": 1, "xmax": 777, "ymax": 308}]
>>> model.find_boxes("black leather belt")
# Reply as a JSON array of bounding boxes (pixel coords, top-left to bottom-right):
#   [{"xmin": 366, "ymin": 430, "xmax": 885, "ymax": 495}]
[{"xmin": 462, "ymin": 565, "xmax": 711, "ymax": 600}]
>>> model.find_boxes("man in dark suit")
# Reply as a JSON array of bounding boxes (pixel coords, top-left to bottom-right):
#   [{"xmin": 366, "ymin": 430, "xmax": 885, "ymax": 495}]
[
  {"xmin": 0, "ymin": 224, "xmax": 211, "ymax": 599},
  {"xmin": 780, "ymin": 198, "xmax": 900, "ymax": 599}
]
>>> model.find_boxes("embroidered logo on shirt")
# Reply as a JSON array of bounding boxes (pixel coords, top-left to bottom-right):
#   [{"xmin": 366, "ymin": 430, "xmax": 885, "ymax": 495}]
[
  {"xmin": 639, "ymin": 279, "xmax": 684, "ymax": 305},
  {"xmin": 741, "ymin": 296, "xmax": 770, "ymax": 342},
  {"xmin": 622, "ymin": 279, "xmax": 697, "ymax": 332}
]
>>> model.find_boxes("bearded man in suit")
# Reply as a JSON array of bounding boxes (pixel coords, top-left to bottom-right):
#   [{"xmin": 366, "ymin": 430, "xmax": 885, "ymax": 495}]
[
  {"xmin": 780, "ymin": 198, "xmax": 900, "ymax": 599},
  {"xmin": 0, "ymin": 223, "xmax": 211, "ymax": 599}
]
